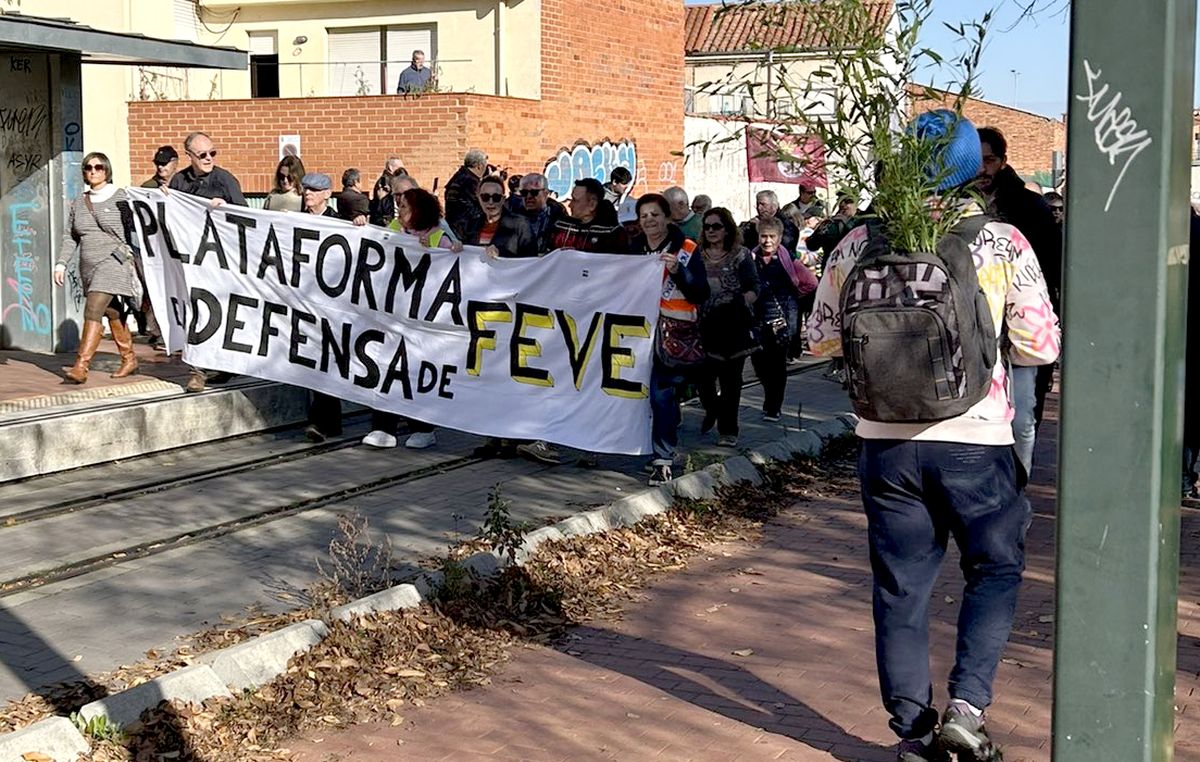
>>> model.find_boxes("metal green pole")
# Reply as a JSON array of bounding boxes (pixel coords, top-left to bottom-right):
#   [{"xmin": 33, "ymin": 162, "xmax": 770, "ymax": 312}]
[{"xmin": 1054, "ymin": 0, "xmax": 1195, "ymax": 759}]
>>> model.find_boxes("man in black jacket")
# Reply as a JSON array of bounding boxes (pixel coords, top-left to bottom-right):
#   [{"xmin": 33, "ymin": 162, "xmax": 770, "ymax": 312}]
[
  {"xmin": 516, "ymin": 173, "xmax": 565, "ymax": 254},
  {"xmin": 444, "ymin": 148, "xmax": 488, "ymax": 239},
  {"xmin": 368, "ymin": 156, "xmax": 405, "ymax": 227},
  {"xmin": 549, "ymin": 178, "xmax": 627, "ymax": 253},
  {"xmin": 978, "ymin": 126, "xmax": 1062, "ymax": 470},
  {"xmin": 739, "ymin": 190, "xmax": 799, "ymax": 253},
  {"xmin": 169, "ymin": 131, "xmax": 246, "ymax": 392},
  {"xmin": 978, "ymin": 129, "xmax": 1062, "ymax": 307},
  {"xmin": 333, "ymin": 168, "xmax": 370, "ymax": 224}
]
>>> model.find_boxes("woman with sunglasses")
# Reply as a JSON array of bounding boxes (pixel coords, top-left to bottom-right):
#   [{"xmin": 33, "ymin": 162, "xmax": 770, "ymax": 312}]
[
  {"xmin": 53, "ymin": 152, "xmax": 139, "ymax": 383},
  {"xmin": 468, "ymin": 176, "xmax": 537, "ymax": 258},
  {"xmin": 696, "ymin": 207, "xmax": 759, "ymax": 447},
  {"xmin": 263, "ymin": 155, "xmax": 305, "ymax": 212},
  {"xmin": 630, "ymin": 193, "xmax": 710, "ymax": 485}
]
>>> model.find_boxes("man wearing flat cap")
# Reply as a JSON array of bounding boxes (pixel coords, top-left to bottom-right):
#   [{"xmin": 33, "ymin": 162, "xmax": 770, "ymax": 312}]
[{"xmin": 300, "ymin": 173, "xmax": 335, "ymax": 218}]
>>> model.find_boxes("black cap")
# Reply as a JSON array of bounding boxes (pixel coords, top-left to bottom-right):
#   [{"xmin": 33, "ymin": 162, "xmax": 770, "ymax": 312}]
[{"xmin": 153, "ymin": 146, "xmax": 178, "ymax": 165}]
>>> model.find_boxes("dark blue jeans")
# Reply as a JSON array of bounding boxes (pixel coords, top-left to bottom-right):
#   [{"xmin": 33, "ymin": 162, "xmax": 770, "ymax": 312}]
[
  {"xmin": 650, "ymin": 361, "xmax": 697, "ymax": 462},
  {"xmin": 858, "ymin": 439, "xmax": 1030, "ymax": 740}
]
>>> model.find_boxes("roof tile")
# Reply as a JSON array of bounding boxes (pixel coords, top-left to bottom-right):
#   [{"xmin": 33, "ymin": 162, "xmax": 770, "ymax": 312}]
[{"xmin": 685, "ymin": 1, "xmax": 894, "ymax": 56}]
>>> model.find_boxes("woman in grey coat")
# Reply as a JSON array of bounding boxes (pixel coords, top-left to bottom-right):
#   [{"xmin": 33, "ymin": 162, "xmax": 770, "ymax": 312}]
[{"xmin": 53, "ymin": 152, "xmax": 138, "ymax": 383}]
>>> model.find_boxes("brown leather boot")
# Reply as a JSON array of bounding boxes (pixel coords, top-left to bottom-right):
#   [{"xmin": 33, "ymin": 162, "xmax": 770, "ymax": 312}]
[
  {"xmin": 64, "ymin": 320, "xmax": 104, "ymax": 384},
  {"xmin": 109, "ymin": 317, "xmax": 139, "ymax": 378}
]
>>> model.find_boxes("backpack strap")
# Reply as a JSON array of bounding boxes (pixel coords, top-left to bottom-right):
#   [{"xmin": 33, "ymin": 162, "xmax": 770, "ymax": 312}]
[{"xmin": 947, "ymin": 212, "xmax": 991, "ymax": 246}]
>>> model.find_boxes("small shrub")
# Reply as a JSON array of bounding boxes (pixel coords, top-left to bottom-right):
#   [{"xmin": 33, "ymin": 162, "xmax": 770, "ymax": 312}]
[{"xmin": 71, "ymin": 711, "xmax": 125, "ymax": 743}]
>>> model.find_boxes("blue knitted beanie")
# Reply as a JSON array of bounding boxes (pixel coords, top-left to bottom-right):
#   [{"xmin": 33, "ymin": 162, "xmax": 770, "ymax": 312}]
[{"xmin": 909, "ymin": 109, "xmax": 981, "ymax": 192}]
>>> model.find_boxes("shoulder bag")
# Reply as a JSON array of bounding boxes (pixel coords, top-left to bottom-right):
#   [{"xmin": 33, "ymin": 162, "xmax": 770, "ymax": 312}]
[{"xmin": 84, "ymin": 193, "xmax": 144, "ymax": 305}]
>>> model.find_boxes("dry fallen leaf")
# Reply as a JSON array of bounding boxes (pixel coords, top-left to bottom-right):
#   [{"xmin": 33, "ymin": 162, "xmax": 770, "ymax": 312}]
[
  {"xmin": 731, "ymin": 648, "xmax": 755, "ymax": 657},
  {"xmin": 21, "ymin": 753, "xmax": 52, "ymax": 762},
  {"xmin": 392, "ymin": 669, "xmax": 427, "ymax": 679}
]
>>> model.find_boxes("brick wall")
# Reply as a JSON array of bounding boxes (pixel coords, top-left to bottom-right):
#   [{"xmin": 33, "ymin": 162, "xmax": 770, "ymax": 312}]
[
  {"xmin": 908, "ymin": 88, "xmax": 1066, "ymax": 178},
  {"xmin": 128, "ymin": 0, "xmax": 685, "ymax": 194}
]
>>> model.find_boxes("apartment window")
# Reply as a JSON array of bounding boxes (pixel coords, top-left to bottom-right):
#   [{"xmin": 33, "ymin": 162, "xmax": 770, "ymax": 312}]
[
  {"xmin": 248, "ymin": 32, "xmax": 279, "ymax": 98},
  {"xmin": 385, "ymin": 26, "xmax": 434, "ymax": 93},
  {"xmin": 327, "ymin": 25, "xmax": 434, "ymax": 97},
  {"xmin": 173, "ymin": 0, "xmax": 200, "ymax": 42},
  {"xmin": 710, "ymin": 93, "xmax": 744, "ymax": 116}
]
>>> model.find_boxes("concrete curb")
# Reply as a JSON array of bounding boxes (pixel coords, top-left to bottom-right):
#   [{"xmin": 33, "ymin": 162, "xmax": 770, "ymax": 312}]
[
  {"xmin": 0, "ymin": 716, "xmax": 90, "ymax": 762},
  {"xmin": 332, "ymin": 586, "xmax": 423, "ymax": 623},
  {"xmin": 78, "ymin": 664, "xmax": 233, "ymax": 727},
  {"xmin": 197, "ymin": 619, "xmax": 330, "ymax": 691},
  {"xmin": 0, "ymin": 380, "xmax": 311, "ymax": 482},
  {"xmin": 0, "ymin": 414, "xmax": 856, "ymax": 754}
]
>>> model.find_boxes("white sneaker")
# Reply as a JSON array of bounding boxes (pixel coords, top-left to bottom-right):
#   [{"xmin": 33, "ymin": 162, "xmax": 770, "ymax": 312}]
[
  {"xmin": 405, "ymin": 431, "xmax": 437, "ymax": 449},
  {"xmin": 362, "ymin": 430, "xmax": 397, "ymax": 449}
]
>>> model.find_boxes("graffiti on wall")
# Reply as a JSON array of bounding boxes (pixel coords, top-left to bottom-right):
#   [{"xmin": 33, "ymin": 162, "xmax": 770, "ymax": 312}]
[
  {"xmin": 0, "ymin": 53, "xmax": 54, "ymax": 348},
  {"xmin": 62, "ymin": 121, "xmax": 82, "ymax": 201},
  {"xmin": 543, "ymin": 140, "xmax": 638, "ymax": 200},
  {"xmin": 2, "ymin": 191, "xmax": 50, "ymax": 336}
]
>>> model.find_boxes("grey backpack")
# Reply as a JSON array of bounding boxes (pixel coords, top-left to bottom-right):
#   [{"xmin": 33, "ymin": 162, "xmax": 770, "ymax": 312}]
[{"xmin": 839, "ymin": 216, "xmax": 996, "ymax": 423}]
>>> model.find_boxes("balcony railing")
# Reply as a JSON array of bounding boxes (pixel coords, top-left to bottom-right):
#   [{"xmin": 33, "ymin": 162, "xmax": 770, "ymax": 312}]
[{"xmin": 135, "ymin": 58, "xmax": 476, "ymax": 102}]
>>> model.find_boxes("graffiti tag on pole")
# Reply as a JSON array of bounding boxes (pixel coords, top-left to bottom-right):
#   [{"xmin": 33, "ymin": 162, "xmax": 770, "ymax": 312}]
[{"xmin": 1077, "ymin": 60, "xmax": 1153, "ymax": 213}]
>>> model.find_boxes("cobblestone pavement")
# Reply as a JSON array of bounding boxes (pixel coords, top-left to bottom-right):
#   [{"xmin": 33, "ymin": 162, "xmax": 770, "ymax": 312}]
[
  {"xmin": 0, "ymin": 363, "xmax": 848, "ymax": 704},
  {"xmin": 286, "ymin": 407, "xmax": 1200, "ymax": 761}
]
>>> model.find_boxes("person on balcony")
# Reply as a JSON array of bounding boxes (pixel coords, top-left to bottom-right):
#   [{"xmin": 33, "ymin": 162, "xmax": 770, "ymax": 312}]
[{"xmin": 396, "ymin": 49, "xmax": 433, "ymax": 93}]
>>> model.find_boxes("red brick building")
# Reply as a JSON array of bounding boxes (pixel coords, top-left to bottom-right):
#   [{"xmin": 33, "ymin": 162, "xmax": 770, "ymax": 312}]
[
  {"xmin": 128, "ymin": 0, "xmax": 685, "ymax": 196},
  {"xmin": 908, "ymin": 86, "xmax": 1066, "ymax": 179}
]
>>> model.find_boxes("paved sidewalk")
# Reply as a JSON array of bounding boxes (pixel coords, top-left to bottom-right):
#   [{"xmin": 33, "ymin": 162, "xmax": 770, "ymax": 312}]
[
  {"xmin": 286, "ymin": 409, "xmax": 1200, "ymax": 761},
  {"xmin": 0, "ymin": 363, "xmax": 848, "ymax": 703},
  {"xmin": 0, "ymin": 341, "xmax": 191, "ymax": 404}
]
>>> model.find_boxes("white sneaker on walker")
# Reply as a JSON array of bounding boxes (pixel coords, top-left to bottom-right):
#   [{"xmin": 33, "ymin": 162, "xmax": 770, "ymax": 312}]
[
  {"xmin": 362, "ymin": 430, "xmax": 397, "ymax": 449},
  {"xmin": 405, "ymin": 431, "xmax": 437, "ymax": 449}
]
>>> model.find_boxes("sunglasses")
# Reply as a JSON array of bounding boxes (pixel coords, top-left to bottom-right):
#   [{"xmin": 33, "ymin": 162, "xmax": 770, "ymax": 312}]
[
  {"xmin": 518, "ymin": 188, "xmax": 545, "ymax": 197},
  {"xmin": 1050, "ymin": 206, "xmax": 1064, "ymax": 212},
  {"xmin": 479, "ymin": 193, "xmax": 504, "ymax": 203},
  {"xmin": 703, "ymin": 223, "xmax": 725, "ymax": 231},
  {"xmin": 189, "ymin": 149, "xmax": 218, "ymax": 160},
  {"xmin": 83, "ymin": 163, "xmax": 106, "ymax": 172}
]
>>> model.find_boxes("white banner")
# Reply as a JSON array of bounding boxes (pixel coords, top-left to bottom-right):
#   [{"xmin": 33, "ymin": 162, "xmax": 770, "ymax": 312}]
[{"xmin": 126, "ymin": 189, "xmax": 661, "ymax": 455}]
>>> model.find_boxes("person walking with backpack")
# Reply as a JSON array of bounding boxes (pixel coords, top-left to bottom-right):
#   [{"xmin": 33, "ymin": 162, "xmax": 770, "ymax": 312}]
[{"xmin": 807, "ymin": 110, "xmax": 1060, "ymax": 761}]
